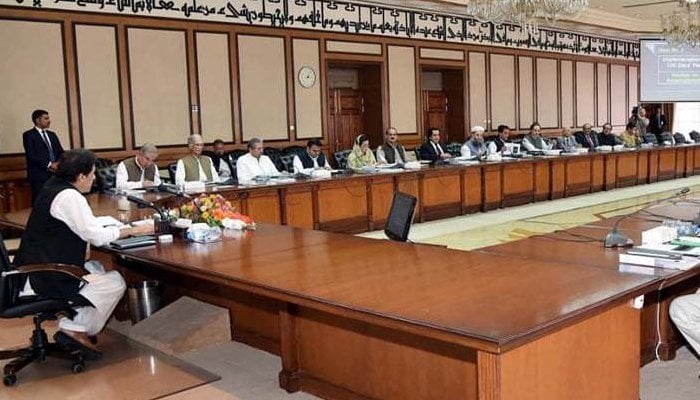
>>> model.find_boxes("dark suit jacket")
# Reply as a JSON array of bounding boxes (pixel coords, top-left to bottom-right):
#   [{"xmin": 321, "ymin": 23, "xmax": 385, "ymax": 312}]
[
  {"xmin": 202, "ymin": 150, "xmax": 235, "ymax": 175},
  {"xmin": 649, "ymin": 113, "xmax": 667, "ymax": 135},
  {"xmin": 574, "ymin": 131, "xmax": 601, "ymax": 149},
  {"xmin": 23, "ymin": 127, "xmax": 65, "ymax": 184},
  {"xmin": 600, "ymin": 133, "xmax": 622, "ymax": 146},
  {"xmin": 419, "ymin": 141, "xmax": 445, "ymax": 162}
]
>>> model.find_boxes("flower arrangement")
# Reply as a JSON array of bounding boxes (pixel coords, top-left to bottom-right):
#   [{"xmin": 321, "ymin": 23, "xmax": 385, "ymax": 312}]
[{"xmin": 179, "ymin": 193, "xmax": 255, "ymax": 229}]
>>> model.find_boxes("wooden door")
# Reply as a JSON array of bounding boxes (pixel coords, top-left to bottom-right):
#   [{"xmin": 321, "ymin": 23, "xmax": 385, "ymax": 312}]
[
  {"xmin": 423, "ymin": 90, "xmax": 448, "ymax": 140},
  {"xmin": 329, "ymin": 88, "xmax": 364, "ymax": 153}
]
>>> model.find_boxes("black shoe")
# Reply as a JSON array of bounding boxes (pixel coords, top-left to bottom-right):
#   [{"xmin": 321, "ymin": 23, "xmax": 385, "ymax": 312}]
[{"xmin": 54, "ymin": 331, "xmax": 103, "ymax": 361}]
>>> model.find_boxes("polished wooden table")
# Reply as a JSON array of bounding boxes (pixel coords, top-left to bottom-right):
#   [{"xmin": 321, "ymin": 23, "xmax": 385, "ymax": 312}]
[
  {"xmin": 0, "ymin": 194, "xmax": 663, "ymax": 400},
  {"xmin": 0, "ymin": 195, "xmax": 695, "ymax": 400},
  {"xmin": 478, "ymin": 201, "xmax": 700, "ymax": 365}
]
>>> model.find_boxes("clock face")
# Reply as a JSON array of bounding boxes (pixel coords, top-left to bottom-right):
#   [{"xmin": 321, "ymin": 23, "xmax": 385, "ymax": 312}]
[{"xmin": 298, "ymin": 66, "xmax": 317, "ymax": 88}]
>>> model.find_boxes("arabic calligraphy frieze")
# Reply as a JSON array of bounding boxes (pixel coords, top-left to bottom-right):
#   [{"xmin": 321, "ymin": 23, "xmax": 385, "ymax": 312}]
[{"xmin": 2, "ymin": 0, "xmax": 639, "ymax": 60}]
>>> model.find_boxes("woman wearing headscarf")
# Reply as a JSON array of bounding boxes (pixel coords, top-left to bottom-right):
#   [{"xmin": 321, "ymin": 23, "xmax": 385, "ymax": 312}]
[{"xmin": 346, "ymin": 134, "xmax": 377, "ymax": 171}]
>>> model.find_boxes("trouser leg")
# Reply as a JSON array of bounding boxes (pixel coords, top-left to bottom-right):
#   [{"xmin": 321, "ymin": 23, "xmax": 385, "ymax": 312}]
[
  {"xmin": 58, "ymin": 271, "xmax": 126, "ymax": 336},
  {"xmin": 669, "ymin": 288, "xmax": 700, "ymax": 356}
]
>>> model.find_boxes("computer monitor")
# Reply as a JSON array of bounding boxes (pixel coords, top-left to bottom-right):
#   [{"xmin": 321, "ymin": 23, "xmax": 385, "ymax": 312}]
[{"xmin": 384, "ymin": 191, "xmax": 417, "ymax": 242}]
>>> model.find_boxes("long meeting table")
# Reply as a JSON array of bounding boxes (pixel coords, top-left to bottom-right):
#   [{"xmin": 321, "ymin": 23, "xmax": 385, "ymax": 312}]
[{"xmin": 0, "ymin": 193, "xmax": 679, "ymax": 400}]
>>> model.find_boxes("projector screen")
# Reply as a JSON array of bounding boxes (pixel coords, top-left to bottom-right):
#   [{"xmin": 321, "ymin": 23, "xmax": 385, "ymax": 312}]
[{"xmin": 640, "ymin": 39, "xmax": 700, "ymax": 102}]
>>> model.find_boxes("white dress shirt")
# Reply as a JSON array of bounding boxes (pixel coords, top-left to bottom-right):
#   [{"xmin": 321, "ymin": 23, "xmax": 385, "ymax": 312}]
[
  {"xmin": 115, "ymin": 158, "xmax": 162, "ymax": 190},
  {"xmin": 217, "ymin": 159, "xmax": 232, "ymax": 178},
  {"xmin": 35, "ymin": 126, "xmax": 54, "ymax": 168},
  {"xmin": 236, "ymin": 153, "xmax": 280, "ymax": 182},
  {"xmin": 51, "ymin": 188, "xmax": 121, "ymax": 247},
  {"xmin": 293, "ymin": 154, "xmax": 331, "ymax": 174},
  {"xmin": 175, "ymin": 158, "xmax": 219, "ymax": 185}
]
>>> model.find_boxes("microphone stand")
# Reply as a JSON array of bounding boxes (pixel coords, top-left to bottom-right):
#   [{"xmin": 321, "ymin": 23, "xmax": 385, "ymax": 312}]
[
  {"xmin": 604, "ymin": 187, "xmax": 691, "ymax": 248},
  {"xmin": 125, "ymin": 195, "xmax": 170, "ymax": 234}
]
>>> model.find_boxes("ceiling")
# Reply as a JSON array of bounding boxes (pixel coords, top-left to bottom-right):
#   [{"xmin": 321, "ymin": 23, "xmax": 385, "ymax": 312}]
[{"xmin": 363, "ymin": 0, "xmax": 678, "ymax": 39}]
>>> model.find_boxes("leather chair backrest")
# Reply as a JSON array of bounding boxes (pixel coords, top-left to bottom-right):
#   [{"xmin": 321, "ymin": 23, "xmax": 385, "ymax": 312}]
[
  {"xmin": 673, "ymin": 133, "xmax": 687, "ymax": 144},
  {"xmin": 278, "ymin": 153, "xmax": 295, "ymax": 173},
  {"xmin": 168, "ymin": 163, "xmax": 177, "ymax": 183},
  {"xmin": 95, "ymin": 165, "xmax": 117, "ymax": 193},
  {"xmin": 644, "ymin": 133, "xmax": 658, "ymax": 145},
  {"xmin": 334, "ymin": 149, "xmax": 352, "ymax": 169},
  {"xmin": 0, "ymin": 232, "xmax": 17, "ymax": 311},
  {"xmin": 690, "ymin": 131, "xmax": 700, "ymax": 143},
  {"xmin": 660, "ymin": 132, "xmax": 674, "ymax": 144},
  {"xmin": 263, "ymin": 147, "xmax": 285, "ymax": 171},
  {"xmin": 446, "ymin": 142, "xmax": 462, "ymax": 157}
]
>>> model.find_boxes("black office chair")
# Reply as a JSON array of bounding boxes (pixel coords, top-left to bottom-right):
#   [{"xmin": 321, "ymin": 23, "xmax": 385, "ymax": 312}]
[
  {"xmin": 643, "ymin": 133, "xmax": 658, "ymax": 145},
  {"xmin": 660, "ymin": 132, "xmax": 674, "ymax": 145},
  {"xmin": 690, "ymin": 131, "xmax": 700, "ymax": 143},
  {"xmin": 384, "ymin": 191, "xmax": 417, "ymax": 242},
  {"xmin": 673, "ymin": 132, "xmax": 688, "ymax": 144},
  {"xmin": 94, "ymin": 164, "xmax": 117, "ymax": 193},
  {"xmin": 263, "ymin": 147, "xmax": 285, "ymax": 172},
  {"xmin": 0, "ymin": 233, "xmax": 94, "ymax": 386},
  {"xmin": 446, "ymin": 142, "xmax": 463, "ymax": 157},
  {"xmin": 167, "ymin": 163, "xmax": 177, "ymax": 183},
  {"xmin": 334, "ymin": 149, "xmax": 352, "ymax": 169}
]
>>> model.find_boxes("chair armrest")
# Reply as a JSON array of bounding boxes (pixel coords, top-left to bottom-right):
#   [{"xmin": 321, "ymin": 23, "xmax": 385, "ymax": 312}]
[{"xmin": 12, "ymin": 263, "xmax": 89, "ymax": 283}]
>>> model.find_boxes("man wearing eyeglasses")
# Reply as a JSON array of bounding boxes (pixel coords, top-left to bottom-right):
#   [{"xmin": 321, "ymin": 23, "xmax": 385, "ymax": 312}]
[
  {"xmin": 175, "ymin": 134, "xmax": 219, "ymax": 185},
  {"xmin": 115, "ymin": 143, "xmax": 162, "ymax": 190}
]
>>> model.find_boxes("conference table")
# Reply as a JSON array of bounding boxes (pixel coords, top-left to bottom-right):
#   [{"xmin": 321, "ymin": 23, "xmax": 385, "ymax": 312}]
[
  {"xmin": 478, "ymin": 201, "xmax": 700, "ymax": 365},
  {"xmin": 0, "ymin": 193, "xmax": 679, "ymax": 400}
]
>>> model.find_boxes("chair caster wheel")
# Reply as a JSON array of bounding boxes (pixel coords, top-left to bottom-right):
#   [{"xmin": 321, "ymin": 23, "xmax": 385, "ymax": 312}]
[
  {"xmin": 72, "ymin": 362, "xmax": 84, "ymax": 374},
  {"xmin": 3, "ymin": 374, "xmax": 17, "ymax": 386}
]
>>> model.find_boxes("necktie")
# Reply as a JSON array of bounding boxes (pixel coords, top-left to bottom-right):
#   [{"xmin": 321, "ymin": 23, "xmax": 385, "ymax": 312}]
[
  {"xmin": 586, "ymin": 134, "xmax": 594, "ymax": 148},
  {"xmin": 41, "ymin": 130, "xmax": 55, "ymax": 161},
  {"xmin": 434, "ymin": 142, "xmax": 442, "ymax": 156}
]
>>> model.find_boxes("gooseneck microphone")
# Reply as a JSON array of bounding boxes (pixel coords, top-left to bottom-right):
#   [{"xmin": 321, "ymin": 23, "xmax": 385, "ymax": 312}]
[
  {"xmin": 125, "ymin": 194, "xmax": 166, "ymax": 220},
  {"xmin": 604, "ymin": 187, "xmax": 691, "ymax": 248}
]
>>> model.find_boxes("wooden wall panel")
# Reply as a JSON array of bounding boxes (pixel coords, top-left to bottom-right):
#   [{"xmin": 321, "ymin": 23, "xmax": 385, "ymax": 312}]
[
  {"xmin": 596, "ymin": 63, "xmax": 609, "ymax": 126},
  {"xmin": 388, "ymin": 46, "xmax": 418, "ymax": 134},
  {"xmin": 0, "ymin": 20, "xmax": 69, "ymax": 154},
  {"xmin": 128, "ymin": 28, "xmax": 190, "ymax": 146},
  {"xmin": 420, "ymin": 48, "xmax": 464, "ymax": 61},
  {"xmin": 629, "ymin": 66, "xmax": 638, "ymax": 113},
  {"xmin": 326, "ymin": 40, "xmax": 381, "ymax": 55},
  {"xmin": 469, "ymin": 52, "xmax": 487, "ymax": 129},
  {"xmin": 490, "ymin": 54, "xmax": 516, "ymax": 129},
  {"xmin": 536, "ymin": 58, "xmax": 558, "ymax": 128},
  {"xmin": 518, "ymin": 57, "xmax": 534, "ymax": 130},
  {"xmin": 560, "ymin": 60, "xmax": 574, "ymax": 128},
  {"xmin": 575, "ymin": 62, "xmax": 595, "ymax": 127},
  {"xmin": 238, "ymin": 35, "xmax": 288, "ymax": 141},
  {"xmin": 196, "ymin": 32, "xmax": 234, "ymax": 141},
  {"xmin": 75, "ymin": 24, "xmax": 123, "ymax": 149},
  {"xmin": 293, "ymin": 39, "xmax": 322, "ymax": 139},
  {"xmin": 610, "ymin": 64, "xmax": 628, "ymax": 126}
]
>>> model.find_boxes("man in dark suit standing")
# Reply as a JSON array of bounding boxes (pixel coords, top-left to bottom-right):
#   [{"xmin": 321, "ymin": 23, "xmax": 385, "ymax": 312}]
[
  {"xmin": 649, "ymin": 107, "xmax": 668, "ymax": 144},
  {"xmin": 23, "ymin": 109, "xmax": 65, "ymax": 203}
]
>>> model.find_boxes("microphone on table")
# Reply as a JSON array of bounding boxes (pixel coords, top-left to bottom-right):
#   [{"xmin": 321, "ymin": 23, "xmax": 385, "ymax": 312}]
[
  {"xmin": 126, "ymin": 195, "xmax": 166, "ymax": 220},
  {"xmin": 157, "ymin": 183, "xmax": 191, "ymax": 198},
  {"xmin": 604, "ymin": 187, "xmax": 690, "ymax": 248}
]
